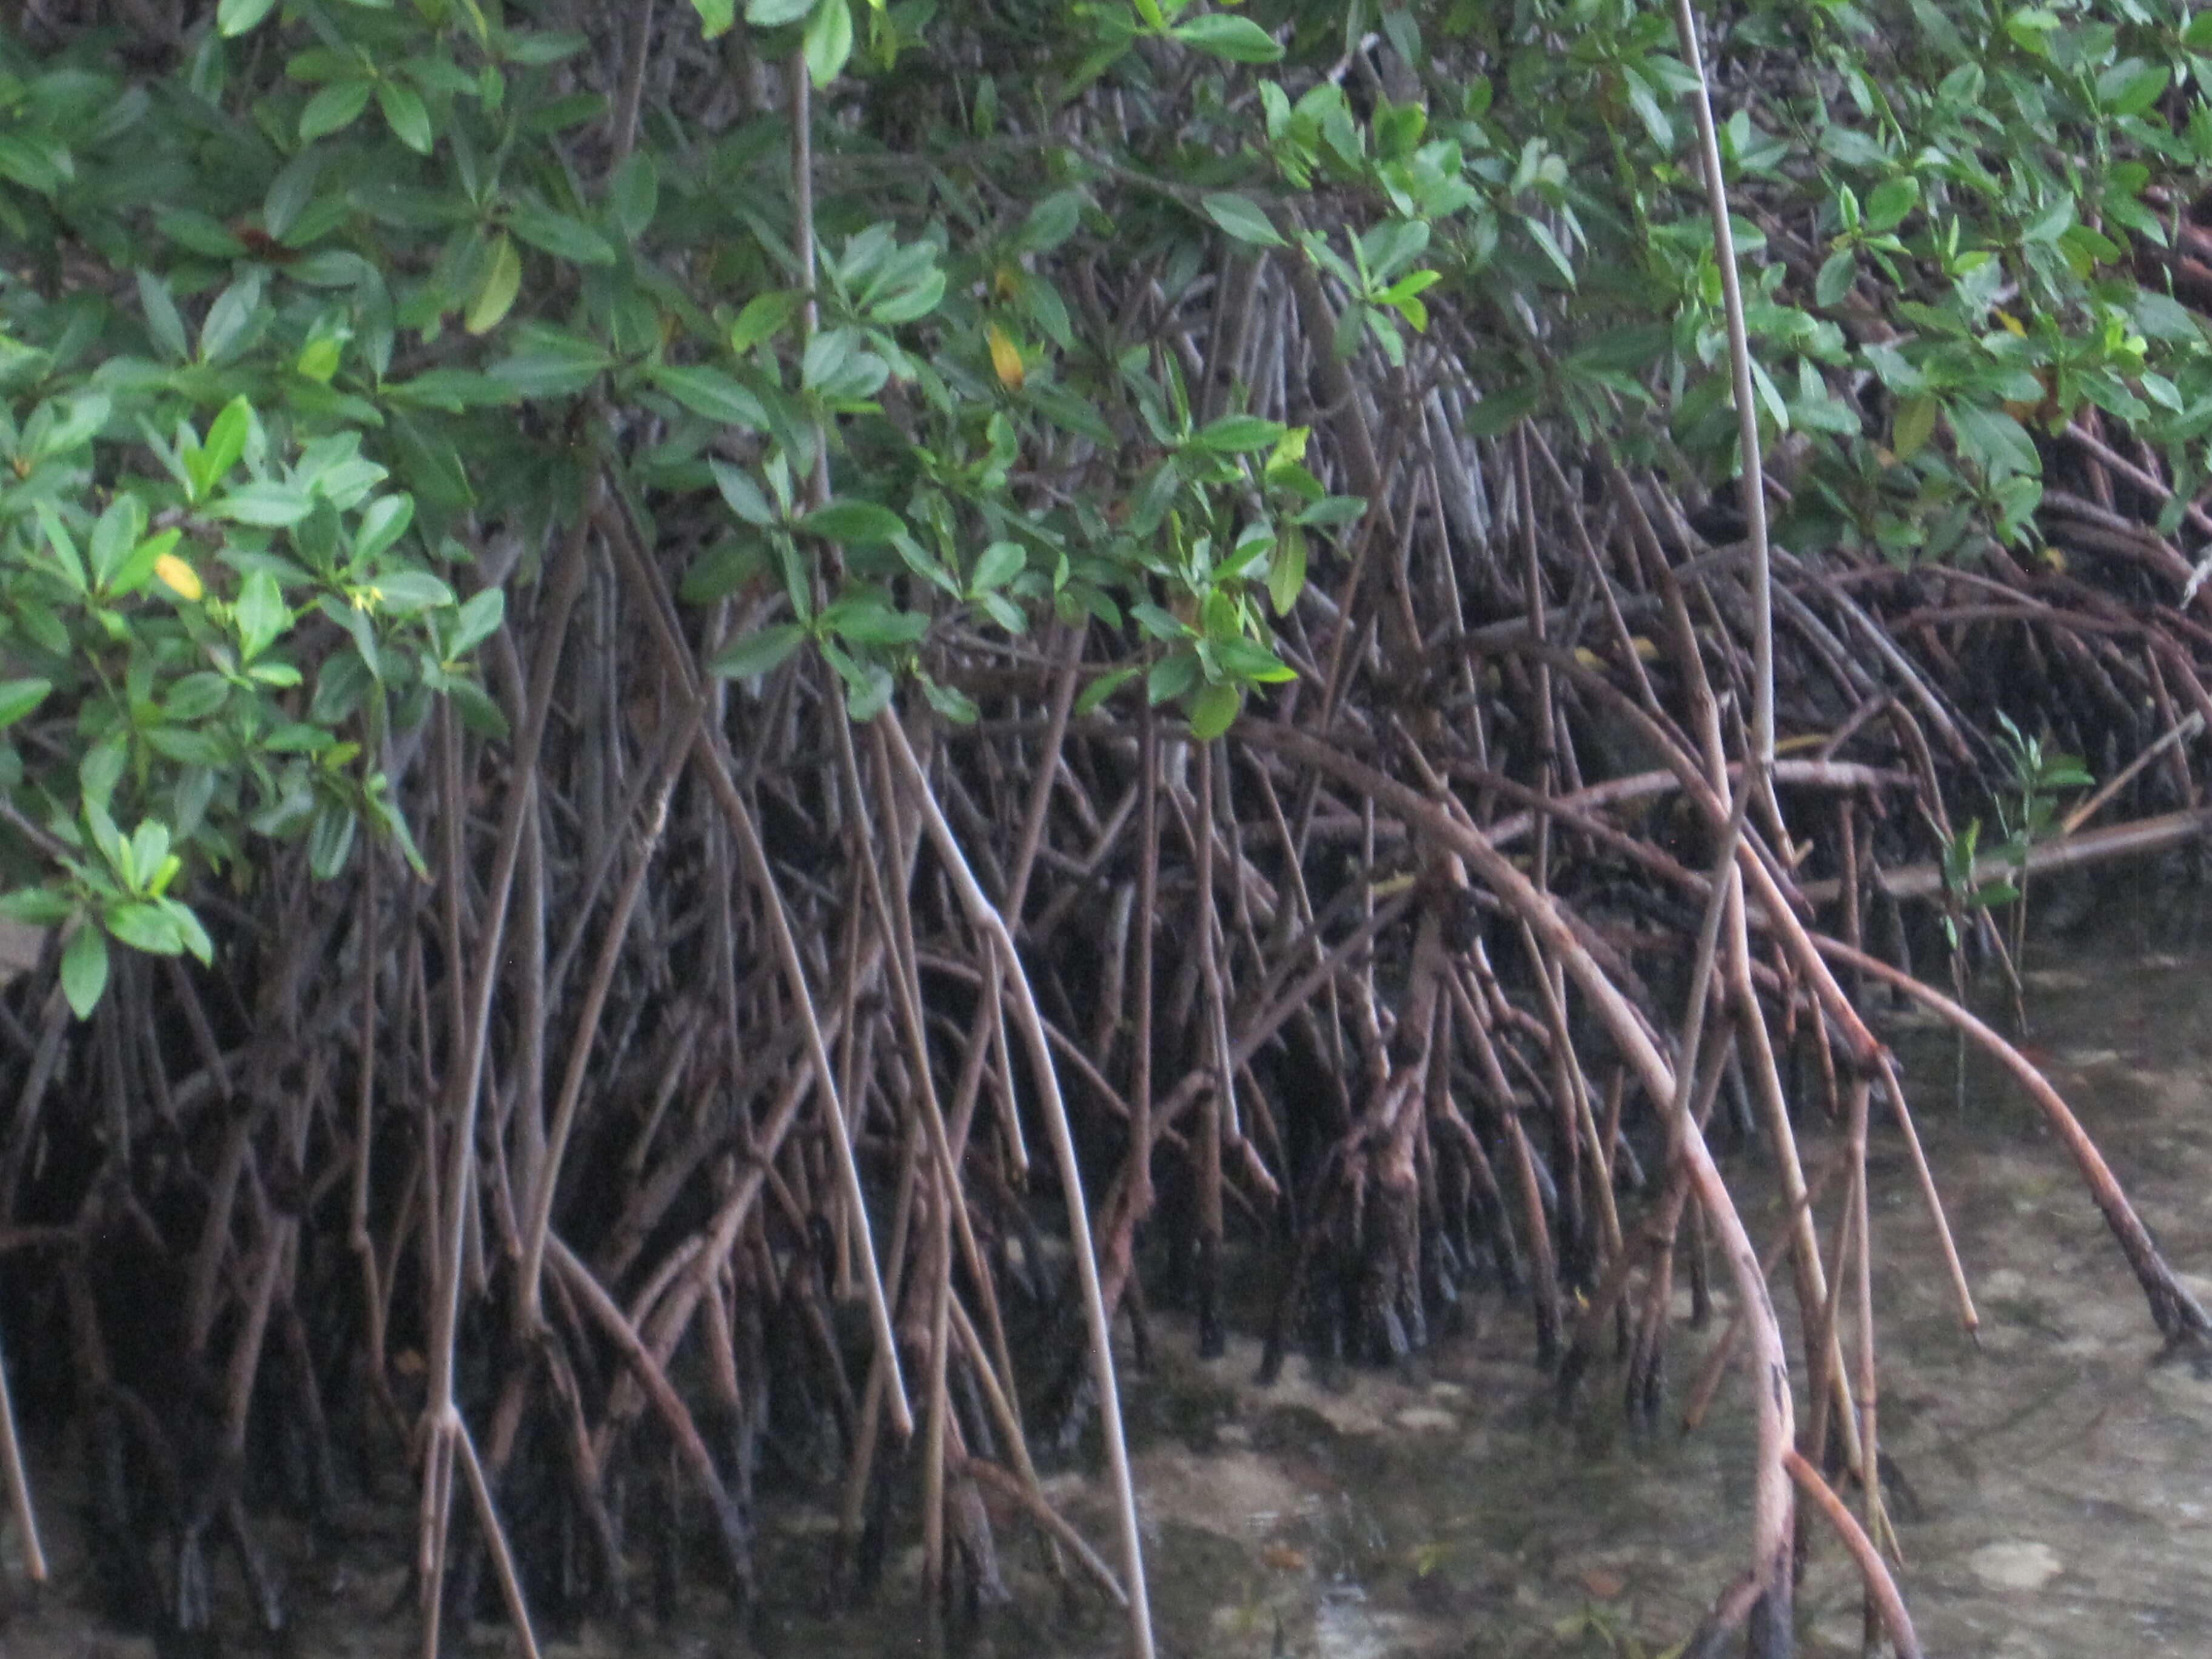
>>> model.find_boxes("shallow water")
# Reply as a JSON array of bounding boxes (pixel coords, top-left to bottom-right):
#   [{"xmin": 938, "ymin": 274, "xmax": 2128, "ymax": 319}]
[{"xmin": 7, "ymin": 897, "xmax": 2212, "ymax": 1657}]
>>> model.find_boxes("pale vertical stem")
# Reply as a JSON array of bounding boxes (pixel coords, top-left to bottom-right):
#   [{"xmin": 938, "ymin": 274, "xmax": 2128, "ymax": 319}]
[
  {"xmin": 1671, "ymin": 0, "xmax": 1774, "ymax": 768},
  {"xmin": 921, "ymin": 1176, "xmax": 952, "ymax": 1603},
  {"xmin": 1131, "ymin": 705, "xmax": 1158, "ymax": 1218},
  {"xmin": 879, "ymin": 712, "xmax": 1155, "ymax": 1659},
  {"xmin": 1848, "ymin": 1071, "xmax": 1887, "ymax": 1556},
  {"xmin": 791, "ymin": 52, "xmax": 833, "ymax": 511},
  {"xmin": 0, "ymin": 1325, "xmax": 44, "ymax": 1583}
]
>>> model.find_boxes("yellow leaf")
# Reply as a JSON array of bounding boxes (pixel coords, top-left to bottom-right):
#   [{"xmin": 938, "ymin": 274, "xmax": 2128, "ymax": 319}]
[
  {"xmin": 1995, "ymin": 309, "xmax": 2026, "ymax": 337},
  {"xmin": 987, "ymin": 322, "xmax": 1025, "ymax": 390},
  {"xmin": 466, "ymin": 232, "xmax": 521, "ymax": 336},
  {"xmin": 1774, "ymin": 732, "xmax": 1828, "ymax": 756},
  {"xmin": 2038, "ymin": 545, "xmax": 2066, "ymax": 575},
  {"xmin": 155, "ymin": 553, "xmax": 204, "ymax": 600}
]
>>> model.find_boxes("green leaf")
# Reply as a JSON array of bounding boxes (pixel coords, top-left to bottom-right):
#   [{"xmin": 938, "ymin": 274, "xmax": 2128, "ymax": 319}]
[
  {"xmin": 970, "ymin": 540, "xmax": 1026, "ymax": 591},
  {"xmin": 90, "ymin": 495, "xmax": 147, "ymax": 590},
  {"xmin": 1892, "ymin": 396, "xmax": 1938, "ymax": 461},
  {"xmin": 0, "ymin": 679, "xmax": 51, "ymax": 731},
  {"xmin": 0, "ymin": 888, "xmax": 72, "ymax": 927},
  {"xmin": 800, "ymin": 500, "xmax": 905, "ymax": 545},
  {"xmin": 1075, "ymin": 664, "xmax": 1141, "ymax": 716},
  {"xmin": 374, "ymin": 570, "xmax": 457, "ymax": 614},
  {"xmin": 1948, "ymin": 401, "xmax": 2039, "ymax": 480},
  {"xmin": 486, "ymin": 343, "xmax": 610, "ymax": 397},
  {"xmin": 61, "ymin": 925, "xmax": 108, "ymax": 1020},
  {"xmin": 1463, "ymin": 383, "xmax": 1537, "ymax": 437},
  {"xmin": 693, "ymin": 0, "xmax": 737, "ymax": 33},
  {"xmin": 731, "ymin": 290, "xmax": 806, "ymax": 352},
  {"xmin": 377, "ymin": 80, "xmax": 434, "ymax": 153},
  {"xmin": 1815, "ymin": 247, "xmax": 1858, "ymax": 307},
  {"xmin": 747, "ymin": 0, "xmax": 814, "ymax": 22},
  {"xmin": 711, "ymin": 459, "xmax": 777, "ymax": 526},
  {"xmin": 1193, "ymin": 414, "xmax": 1285, "ymax": 452},
  {"xmin": 649, "ymin": 363, "xmax": 769, "ymax": 428},
  {"xmin": 803, "ymin": 0, "xmax": 854, "ymax": 86},
  {"xmin": 1267, "ymin": 526, "xmax": 1307, "ymax": 615},
  {"xmin": 308, "ymin": 800, "xmax": 359, "ymax": 879},
  {"xmin": 608, "ymin": 152, "xmax": 660, "ymax": 240},
  {"xmin": 443, "ymin": 679, "xmax": 510, "ymax": 742},
  {"xmin": 466, "ymin": 233, "xmax": 523, "ymax": 335},
  {"xmin": 450, "ymin": 588, "xmax": 506, "ymax": 656},
  {"xmin": 919, "ymin": 677, "xmax": 980, "ymax": 725},
  {"xmin": 215, "ymin": 481, "xmax": 314, "ymax": 528},
  {"xmin": 1014, "ymin": 192, "xmax": 1084, "ymax": 255},
  {"xmin": 1188, "ymin": 680, "xmax": 1242, "ymax": 739},
  {"xmin": 136, "ymin": 272, "xmax": 190, "ymax": 362},
  {"xmin": 507, "ymin": 199, "xmax": 617, "ymax": 266},
  {"xmin": 236, "ymin": 570, "xmax": 290, "ymax": 662},
  {"xmin": 708, "ymin": 622, "xmax": 808, "ymax": 679},
  {"xmin": 300, "ymin": 78, "xmax": 375, "ymax": 143},
  {"xmin": 1171, "ymin": 13, "xmax": 1284, "ymax": 62},
  {"xmin": 1863, "ymin": 177, "xmax": 1918, "ymax": 236},
  {"xmin": 107, "ymin": 902, "xmax": 184, "ymax": 956},
  {"xmin": 218, "ymin": 0, "xmax": 279, "ymax": 33},
  {"xmin": 823, "ymin": 597, "xmax": 928, "ymax": 646},
  {"xmin": 1201, "ymin": 192, "xmax": 1285, "ymax": 248}
]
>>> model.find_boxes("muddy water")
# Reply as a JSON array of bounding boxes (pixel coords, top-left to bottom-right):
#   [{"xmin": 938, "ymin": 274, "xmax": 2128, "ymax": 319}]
[{"xmin": 6, "ymin": 912, "xmax": 2212, "ymax": 1658}]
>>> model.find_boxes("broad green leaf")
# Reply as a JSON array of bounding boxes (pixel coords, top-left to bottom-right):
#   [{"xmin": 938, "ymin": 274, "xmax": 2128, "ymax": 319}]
[
  {"xmin": 1202, "ymin": 192, "xmax": 1285, "ymax": 248},
  {"xmin": 0, "ymin": 888, "xmax": 72, "ymax": 926},
  {"xmin": 300, "ymin": 77, "xmax": 375, "ymax": 142},
  {"xmin": 803, "ymin": 0, "xmax": 854, "ymax": 86},
  {"xmin": 970, "ymin": 540, "xmax": 1025, "ymax": 591},
  {"xmin": 377, "ymin": 80, "xmax": 434, "ymax": 153},
  {"xmin": 1075, "ymin": 664, "xmax": 1141, "ymax": 716},
  {"xmin": 466, "ymin": 233, "xmax": 522, "ymax": 335},
  {"xmin": 218, "ymin": 0, "xmax": 278, "ymax": 33},
  {"xmin": 730, "ymin": 290, "xmax": 806, "ymax": 352},
  {"xmin": 649, "ymin": 363, "xmax": 769, "ymax": 427},
  {"xmin": 609, "ymin": 152, "xmax": 660, "ymax": 239},
  {"xmin": 1014, "ymin": 192, "xmax": 1084, "ymax": 255},
  {"xmin": 1892, "ymin": 396, "xmax": 1939, "ymax": 460},
  {"xmin": 747, "ymin": 0, "xmax": 813, "ymax": 22},
  {"xmin": 1463, "ymin": 384, "xmax": 1537, "ymax": 437},
  {"xmin": 1863, "ymin": 177, "xmax": 1918, "ymax": 236},
  {"xmin": 708, "ymin": 622, "xmax": 808, "ymax": 679},
  {"xmin": 374, "ymin": 570, "xmax": 458, "ymax": 614},
  {"xmin": 90, "ymin": 495, "xmax": 147, "ymax": 589},
  {"xmin": 309, "ymin": 801, "xmax": 360, "ymax": 879},
  {"xmin": 108, "ymin": 902, "xmax": 184, "ymax": 956},
  {"xmin": 1268, "ymin": 526, "xmax": 1307, "ymax": 615},
  {"xmin": 711, "ymin": 458, "xmax": 777, "ymax": 525},
  {"xmin": 0, "ymin": 679, "xmax": 51, "ymax": 731},
  {"xmin": 62, "ymin": 925, "xmax": 108, "ymax": 1019},
  {"xmin": 136, "ymin": 271, "xmax": 190, "ymax": 362},
  {"xmin": 693, "ymin": 0, "xmax": 737, "ymax": 33},
  {"xmin": 1171, "ymin": 13, "xmax": 1284, "ymax": 62},
  {"xmin": 508, "ymin": 199, "xmax": 617, "ymax": 265},
  {"xmin": 919, "ymin": 677, "xmax": 979, "ymax": 724},
  {"xmin": 1193, "ymin": 414, "xmax": 1285, "ymax": 452},
  {"xmin": 1188, "ymin": 680, "xmax": 1242, "ymax": 739},
  {"xmin": 450, "ymin": 588, "xmax": 506, "ymax": 655},
  {"xmin": 236, "ymin": 570, "xmax": 290, "ymax": 661},
  {"xmin": 1815, "ymin": 247, "xmax": 1858, "ymax": 308},
  {"xmin": 800, "ymin": 500, "xmax": 905, "ymax": 545}
]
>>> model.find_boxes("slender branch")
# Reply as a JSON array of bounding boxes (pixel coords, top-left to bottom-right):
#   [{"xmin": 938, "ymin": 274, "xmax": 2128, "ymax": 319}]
[{"xmin": 879, "ymin": 710, "xmax": 1156, "ymax": 1659}]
